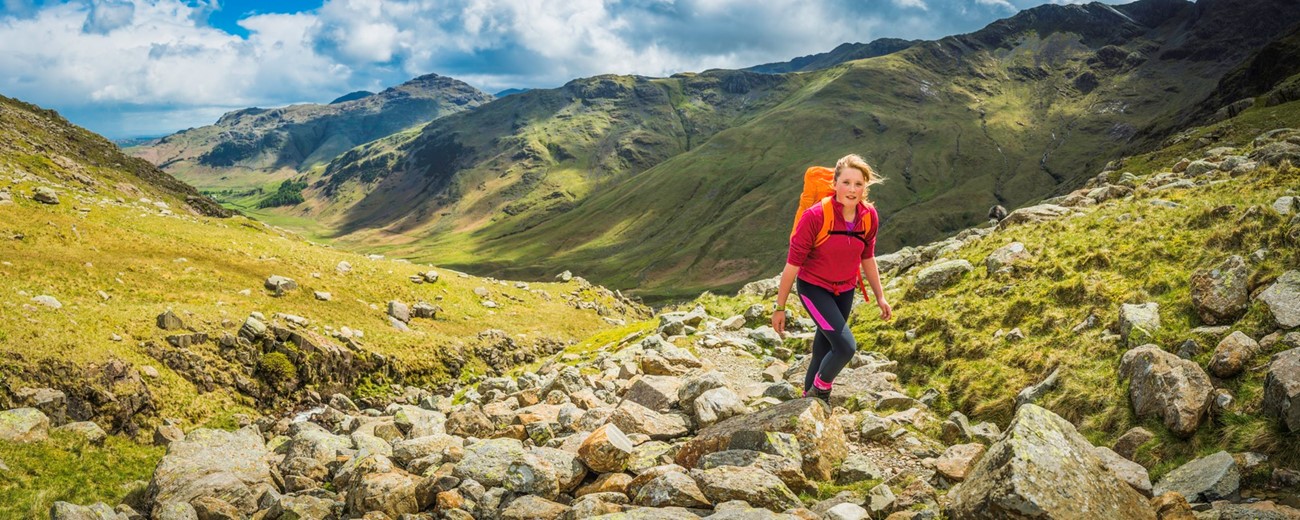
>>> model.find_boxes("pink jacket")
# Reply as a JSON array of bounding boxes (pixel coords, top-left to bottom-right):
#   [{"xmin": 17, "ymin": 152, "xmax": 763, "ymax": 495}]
[{"xmin": 787, "ymin": 198, "xmax": 879, "ymax": 294}]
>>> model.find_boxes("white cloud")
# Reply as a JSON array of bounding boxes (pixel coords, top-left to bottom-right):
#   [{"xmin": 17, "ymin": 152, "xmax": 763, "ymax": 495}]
[
  {"xmin": 973, "ymin": 0, "xmax": 1015, "ymax": 10},
  {"xmin": 893, "ymin": 0, "xmax": 929, "ymax": 10},
  {"xmin": 0, "ymin": 0, "xmax": 1122, "ymax": 136}
]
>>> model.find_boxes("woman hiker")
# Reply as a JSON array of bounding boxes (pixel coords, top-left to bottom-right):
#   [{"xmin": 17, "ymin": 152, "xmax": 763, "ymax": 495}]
[{"xmin": 771, "ymin": 154, "xmax": 893, "ymax": 403}]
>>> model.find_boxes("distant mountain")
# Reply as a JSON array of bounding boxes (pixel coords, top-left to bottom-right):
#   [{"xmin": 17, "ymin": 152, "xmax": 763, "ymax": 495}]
[
  {"xmin": 128, "ymin": 74, "xmax": 493, "ymax": 194},
  {"xmin": 495, "ymin": 88, "xmax": 532, "ymax": 97},
  {"xmin": 330, "ymin": 90, "xmax": 374, "ymax": 104},
  {"xmin": 744, "ymin": 38, "xmax": 920, "ymax": 74},
  {"xmin": 298, "ymin": 0, "xmax": 1300, "ymax": 301}
]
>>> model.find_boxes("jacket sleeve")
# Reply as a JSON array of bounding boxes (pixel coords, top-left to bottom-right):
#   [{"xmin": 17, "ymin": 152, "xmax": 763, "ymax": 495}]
[
  {"xmin": 861, "ymin": 207, "xmax": 879, "ymax": 260},
  {"xmin": 787, "ymin": 207, "xmax": 820, "ymax": 267}
]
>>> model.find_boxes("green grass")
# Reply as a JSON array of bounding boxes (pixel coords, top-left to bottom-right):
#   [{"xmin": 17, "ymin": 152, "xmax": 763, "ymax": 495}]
[
  {"xmin": 0, "ymin": 432, "xmax": 163, "ymax": 518},
  {"xmin": 681, "ymin": 132, "xmax": 1300, "ymax": 478}
]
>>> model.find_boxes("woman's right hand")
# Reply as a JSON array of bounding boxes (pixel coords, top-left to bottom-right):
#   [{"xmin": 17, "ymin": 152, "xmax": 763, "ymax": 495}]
[{"xmin": 772, "ymin": 310, "xmax": 787, "ymax": 338}]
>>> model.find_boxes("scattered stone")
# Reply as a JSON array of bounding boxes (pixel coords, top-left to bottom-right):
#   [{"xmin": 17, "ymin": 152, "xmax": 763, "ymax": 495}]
[
  {"xmin": 693, "ymin": 387, "xmax": 746, "ymax": 428},
  {"xmin": 387, "ymin": 301, "xmax": 410, "ymax": 324},
  {"xmin": 31, "ymin": 295, "xmax": 62, "ymax": 309},
  {"xmin": 579, "ymin": 423, "xmax": 635, "ymax": 473},
  {"xmin": 634, "ymin": 471, "xmax": 711, "ymax": 508},
  {"xmin": 945, "ymin": 404, "xmax": 1153, "ymax": 519},
  {"xmin": 146, "ymin": 427, "xmax": 274, "ymax": 515},
  {"xmin": 1184, "ymin": 160, "xmax": 1218, "ymax": 176},
  {"xmin": 677, "ymin": 397, "xmax": 846, "ymax": 481},
  {"xmin": 1094, "ymin": 446, "xmax": 1153, "ymax": 497},
  {"xmin": 985, "ymin": 242, "xmax": 1028, "ymax": 272},
  {"xmin": 1113, "ymin": 427, "xmax": 1154, "ymax": 461},
  {"xmin": 33, "ymin": 186, "xmax": 59, "ymax": 204},
  {"xmin": 1119, "ymin": 302, "xmax": 1161, "ymax": 347},
  {"xmin": 54, "ymin": 421, "xmax": 107, "ymax": 445},
  {"xmin": 935, "ymin": 443, "xmax": 985, "ymax": 483},
  {"xmin": 913, "ymin": 260, "xmax": 973, "ymax": 293},
  {"xmin": 1258, "ymin": 271, "xmax": 1300, "ymax": 329},
  {"xmin": 452, "ymin": 438, "xmax": 525, "ymax": 488},
  {"xmin": 264, "ymin": 275, "xmax": 297, "ymax": 293},
  {"xmin": 1263, "ymin": 347, "xmax": 1300, "ymax": 432},
  {"xmin": 866, "ymin": 483, "xmax": 897, "ymax": 518},
  {"xmin": 335, "ymin": 261, "xmax": 352, "ymax": 274},
  {"xmin": 557, "ymin": 270, "xmax": 573, "ymax": 282},
  {"xmin": 1015, "ymin": 366, "xmax": 1060, "ymax": 408},
  {"xmin": 692, "ymin": 465, "xmax": 802, "ymax": 512},
  {"xmin": 1120, "ymin": 344, "xmax": 1213, "ymax": 438},
  {"xmin": 1153, "ymin": 451, "xmax": 1239, "ymax": 502},
  {"xmin": 1190, "ymin": 256, "xmax": 1249, "ymax": 326},
  {"xmin": 997, "ymin": 204, "xmax": 1071, "ymax": 229},
  {"xmin": 314, "ymin": 291, "xmax": 331, "ymax": 301},
  {"xmin": 1207, "ymin": 331, "xmax": 1261, "ymax": 378},
  {"xmin": 156, "ymin": 310, "xmax": 185, "ymax": 330},
  {"xmin": 0, "ymin": 407, "xmax": 50, "ymax": 443}
]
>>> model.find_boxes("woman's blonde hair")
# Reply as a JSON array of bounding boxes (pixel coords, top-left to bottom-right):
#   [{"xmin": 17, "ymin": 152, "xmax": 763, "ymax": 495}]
[{"xmin": 834, "ymin": 154, "xmax": 885, "ymax": 202}]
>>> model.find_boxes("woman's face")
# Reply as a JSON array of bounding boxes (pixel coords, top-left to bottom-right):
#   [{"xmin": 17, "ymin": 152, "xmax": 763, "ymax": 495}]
[{"xmin": 834, "ymin": 167, "xmax": 866, "ymax": 205}]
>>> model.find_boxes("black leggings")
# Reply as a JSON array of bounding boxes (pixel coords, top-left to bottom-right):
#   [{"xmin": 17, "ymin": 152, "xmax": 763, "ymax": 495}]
[{"xmin": 796, "ymin": 278, "xmax": 857, "ymax": 391}]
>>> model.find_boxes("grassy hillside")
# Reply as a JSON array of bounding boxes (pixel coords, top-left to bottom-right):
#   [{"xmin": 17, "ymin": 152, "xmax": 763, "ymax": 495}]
[
  {"xmin": 686, "ymin": 97, "xmax": 1300, "ymax": 479},
  {"xmin": 0, "ymin": 94, "xmax": 644, "ymax": 429},
  {"xmin": 216, "ymin": 0, "xmax": 1300, "ymax": 304}
]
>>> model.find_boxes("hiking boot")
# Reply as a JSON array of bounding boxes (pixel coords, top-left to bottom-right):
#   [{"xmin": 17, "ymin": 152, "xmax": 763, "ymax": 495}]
[{"xmin": 810, "ymin": 386, "xmax": 832, "ymax": 406}]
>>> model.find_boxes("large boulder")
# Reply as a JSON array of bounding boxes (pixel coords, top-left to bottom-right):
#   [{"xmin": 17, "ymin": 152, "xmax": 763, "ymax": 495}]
[
  {"xmin": 1152, "ymin": 451, "xmax": 1239, "ymax": 502},
  {"xmin": 1263, "ymin": 347, "xmax": 1300, "ymax": 432},
  {"xmin": 1119, "ymin": 345, "xmax": 1213, "ymax": 437},
  {"xmin": 610, "ymin": 399, "xmax": 690, "ymax": 440},
  {"xmin": 145, "ymin": 427, "xmax": 275, "ymax": 515},
  {"xmin": 945, "ymin": 404, "xmax": 1154, "ymax": 519},
  {"xmin": 1258, "ymin": 271, "xmax": 1300, "ymax": 329},
  {"xmin": 913, "ymin": 260, "xmax": 973, "ymax": 293},
  {"xmin": 624, "ymin": 376, "xmax": 684, "ymax": 412},
  {"xmin": 985, "ymin": 242, "xmax": 1029, "ymax": 273},
  {"xmin": 676, "ymin": 398, "xmax": 846, "ymax": 481},
  {"xmin": 453, "ymin": 438, "xmax": 525, "ymax": 488},
  {"xmin": 1189, "ymin": 256, "xmax": 1249, "ymax": 325},
  {"xmin": 48, "ymin": 502, "xmax": 125, "ymax": 520},
  {"xmin": 0, "ymin": 407, "xmax": 50, "ymax": 443},
  {"xmin": 997, "ymin": 204, "xmax": 1071, "ymax": 229},
  {"xmin": 690, "ymin": 466, "xmax": 802, "ymax": 513},
  {"xmin": 345, "ymin": 469, "xmax": 421, "ymax": 518}
]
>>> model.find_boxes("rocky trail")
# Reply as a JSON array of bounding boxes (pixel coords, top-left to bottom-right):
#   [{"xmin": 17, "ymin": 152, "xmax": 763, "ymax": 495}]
[{"xmin": 5, "ymin": 128, "xmax": 1300, "ymax": 519}]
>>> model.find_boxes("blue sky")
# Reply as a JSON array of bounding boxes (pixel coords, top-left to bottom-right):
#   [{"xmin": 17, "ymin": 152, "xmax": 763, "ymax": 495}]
[{"xmin": 0, "ymin": 0, "xmax": 1102, "ymax": 138}]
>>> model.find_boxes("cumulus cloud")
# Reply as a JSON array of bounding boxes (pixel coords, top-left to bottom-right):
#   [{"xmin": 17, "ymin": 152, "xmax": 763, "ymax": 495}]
[{"xmin": 0, "ymin": 0, "xmax": 1118, "ymax": 137}]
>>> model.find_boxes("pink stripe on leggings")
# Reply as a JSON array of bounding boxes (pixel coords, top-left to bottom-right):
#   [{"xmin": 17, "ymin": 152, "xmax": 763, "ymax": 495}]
[{"xmin": 800, "ymin": 294, "xmax": 833, "ymax": 330}]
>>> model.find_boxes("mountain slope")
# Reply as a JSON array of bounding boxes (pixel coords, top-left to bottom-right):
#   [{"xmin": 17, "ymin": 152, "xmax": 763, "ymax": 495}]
[
  {"xmin": 309, "ymin": 0, "xmax": 1300, "ymax": 301},
  {"xmin": 0, "ymin": 95, "xmax": 644, "ymax": 437},
  {"xmin": 128, "ymin": 74, "xmax": 493, "ymax": 194},
  {"xmin": 743, "ymin": 38, "xmax": 920, "ymax": 74}
]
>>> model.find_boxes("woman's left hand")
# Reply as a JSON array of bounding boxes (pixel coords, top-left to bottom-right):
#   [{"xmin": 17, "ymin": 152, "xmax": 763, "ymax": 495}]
[{"xmin": 878, "ymin": 299, "xmax": 893, "ymax": 321}]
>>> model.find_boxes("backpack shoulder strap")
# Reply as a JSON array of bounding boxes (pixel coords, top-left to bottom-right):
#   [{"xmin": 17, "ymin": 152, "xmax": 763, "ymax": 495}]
[{"xmin": 813, "ymin": 196, "xmax": 835, "ymax": 248}]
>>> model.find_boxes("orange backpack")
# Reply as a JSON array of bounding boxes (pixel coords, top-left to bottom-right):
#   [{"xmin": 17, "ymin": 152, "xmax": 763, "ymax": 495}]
[{"xmin": 790, "ymin": 165, "xmax": 871, "ymax": 299}]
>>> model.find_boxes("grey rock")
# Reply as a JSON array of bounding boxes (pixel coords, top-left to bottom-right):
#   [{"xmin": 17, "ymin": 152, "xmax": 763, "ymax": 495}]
[
  {"xmin": 264, "ymin": 275, "xmax": 297, "ymax": 292},
  {"xmin": 1263, "ymin": 347, "xmax": 1300, "ymax": 432},
  {"xmin": 145, "ymin": 427, "xmax": 274, "ymax": 515},
  {"xmin": 913, "ymin": 260, "xmax": 973, "ymax": 293},
  {"xmin": 31, "ymin": 295, "xmax": 62, "ymax": 309},
  {"xmin": 0, "ymin": 407, "xmax": 50, "ymax": 443},
  {"xmin": 1259, "ymin": 271, "xmax": 1300, "ymax": 329},
  {"xmin": 625, "ymin": 375, "xmax": 684, "ymax": 412},
  {"xmin": 1184, "ymin": 160, "xmax": 1219, "ymax": 176},
  {"xmin": 985, "ymin": 242, "xmax": 1029, "ymax": 272},
  {"xmin": 691, "ymin": 466, "xmax": 801, "ymax": 512},
  {"xmin": 49, "ymin": 501, "xmax": 125, "ymax": 520},
  {"xmin": 1119, "ymin": 302, "xmax": 1161, "ymax": 347},
  {"xmin": 945, "ymin": 404, "xmax": 1153, "ymax": 519},
  {"xmin": 54, "ymin": 421, "xmax": 107, "ymax": 445},
  {"xmin": 1112, "ymin": 427, "xmax": 1154, "ymax": 461},
  {"xmin": 866, "ymin": 483, "xmax": 896, "ymax": 518},
  {"xmin": 1190, "ymin": 256, "xmax": 1249, "ymax": 326},
  {"xmin": 1015, "ymin": 366, "xmax": 1061, "ymax": 408},
  {"xmin": 694, "ymin": 387, "xmax": 746, "ymax": 428},
  {"xmin": 34, "ymin": 186, "xmax": 59, "ymax": 204},
  {"xmin": 453, "ymin": 438, "xmax": 525, "ymax": 488},
  {"xmin": 1153, "ymin": 451, "xmax": 1239, "ymax": 502},
  {"xmin": 835, "ymin": 453, "xmax": 885, "ymax": 484},
  {"xmin": 1208, "ymin": 331, "xmax": 1261, "ymax": 378},
  {"xmin": 1094, "ymin": 446, "xmax": 1152, "ymax": 497},
  {"xmin": 387, "ymin": 300, "xmax": 411, "ymax": 324},
  {"xmin": 1120, "ymin": 344, "xmax": 1213, "ymax": 437},
  {"xmin": 996, "ymin": 204, "xmax": 1071, "ymax": 229},
  {"xmin": 738, "ymin": 277, "xmax": 780, "ymax": 299}
]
